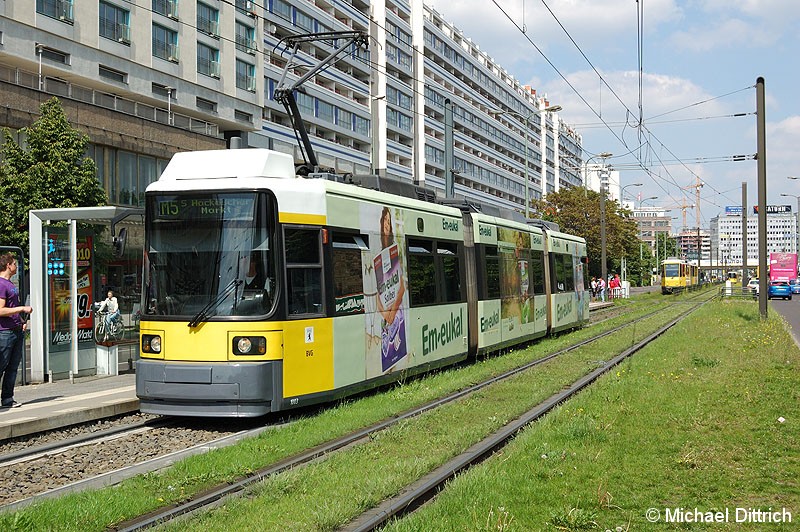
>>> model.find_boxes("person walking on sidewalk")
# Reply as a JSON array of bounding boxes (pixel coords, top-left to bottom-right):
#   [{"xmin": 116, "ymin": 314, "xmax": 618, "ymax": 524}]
[{"xmin": 0, "ymin": 252, "xmax": 33, "ymax": 409}]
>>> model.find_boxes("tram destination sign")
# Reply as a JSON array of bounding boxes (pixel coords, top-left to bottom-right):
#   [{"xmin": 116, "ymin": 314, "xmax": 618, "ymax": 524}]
[{"xmin": 155, "ymin": 196, "xmax": 254, "ymax": 220}]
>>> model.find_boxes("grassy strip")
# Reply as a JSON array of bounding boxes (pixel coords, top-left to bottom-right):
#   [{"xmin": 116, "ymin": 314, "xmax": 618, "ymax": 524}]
[
  {"xmin": 152, "ymin": 305, "xmax": 691, "ymax": 530},
  {"xmin": 387, "ymin": 300, "xmax": 800, "ymax": 531},
  {"xmin": 0, "ymin": 295, "xmax": 681, "ymax": 531}
]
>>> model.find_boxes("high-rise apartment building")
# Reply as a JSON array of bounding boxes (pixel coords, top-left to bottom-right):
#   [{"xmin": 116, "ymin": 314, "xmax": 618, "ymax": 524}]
[{"xmin": 0, "ymin": 1, "xmax": 583, "ymax": 212}]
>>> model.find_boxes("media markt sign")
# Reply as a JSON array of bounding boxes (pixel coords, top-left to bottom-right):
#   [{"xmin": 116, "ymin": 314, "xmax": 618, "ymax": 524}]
[{"xmin": 47, "ymin": 228, "xmax": 96, "ymax": 352}]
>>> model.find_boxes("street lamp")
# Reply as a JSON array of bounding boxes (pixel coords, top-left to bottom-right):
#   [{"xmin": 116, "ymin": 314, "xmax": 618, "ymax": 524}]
[
  {"xmin": 641, "ymin": 196, "xmax": 658, "ymax": 206},
  {"xmin": 620, "ymin": 183, "xmax": 643, "ymax": 202},
  {"xmin": 492, "ymin": 104, "xmax": 562, "ymax": 218},
  {"xmin": 165, "ymin": 86, "xmax": 174, "ymax": 126},
  {"xmin": 595, "ymin": 152, "xmax": 613, "ymax": 285},
  {"xmin": 35, "ymin": 43, "xmax": 44, "ymax": 91}
]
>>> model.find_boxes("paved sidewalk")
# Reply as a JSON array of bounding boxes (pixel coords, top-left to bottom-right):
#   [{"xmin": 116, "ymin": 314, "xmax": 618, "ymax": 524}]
[{"xmin": 0, "ymin": 373, "xmax": 138, "ymax": 441}]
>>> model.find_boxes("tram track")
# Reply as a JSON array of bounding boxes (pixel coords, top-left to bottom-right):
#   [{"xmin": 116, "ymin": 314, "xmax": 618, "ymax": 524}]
[
  {"xmin": 0, "ymin": 291, "xmax": 713, "ymax": 524},
  {"xmin": 104, "ymin": 292, "xmax": 714, "ymax": 531},
  {"xmin": 0, "ymin": 415, "xmax": 280, "ymax": 509},
  {"xmin": 342, "ymin": 297, "xmax": 711, "ymax": 531}
]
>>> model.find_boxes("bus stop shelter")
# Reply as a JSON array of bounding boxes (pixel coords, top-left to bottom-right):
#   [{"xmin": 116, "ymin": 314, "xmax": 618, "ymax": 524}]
[{"xmin": 28, "ymin": 206, "xmax": 142, "ymax": 383}]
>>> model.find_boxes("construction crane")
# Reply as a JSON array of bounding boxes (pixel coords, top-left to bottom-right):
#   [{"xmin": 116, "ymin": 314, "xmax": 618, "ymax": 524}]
[
  {"xmin": 273, "ymin": 31, "xmax": 369, "ymax": 176},
  {"xmin": 659, "ymin": 200, "xmax": 695, "ymax": 231},
  {"xmin": 682, "ymin": 177, "xmax": 705, "ymax": 229}
]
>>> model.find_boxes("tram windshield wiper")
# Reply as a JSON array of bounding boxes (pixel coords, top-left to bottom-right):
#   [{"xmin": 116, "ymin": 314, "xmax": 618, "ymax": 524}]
[{"xmin": 188, "ymin": 278, "xmax": 243, "ymax": 328}]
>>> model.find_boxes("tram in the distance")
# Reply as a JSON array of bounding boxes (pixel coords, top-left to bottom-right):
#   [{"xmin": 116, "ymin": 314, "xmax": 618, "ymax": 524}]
[{"xmin": 661, "ymin": 257, "xmax": 699, "ymax": 294}]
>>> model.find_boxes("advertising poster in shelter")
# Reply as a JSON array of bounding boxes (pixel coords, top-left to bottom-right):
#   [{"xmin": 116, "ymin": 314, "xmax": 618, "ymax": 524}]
[{"xmin": 48, "ymin": 229, "xmax": 95, "ymax": 352}]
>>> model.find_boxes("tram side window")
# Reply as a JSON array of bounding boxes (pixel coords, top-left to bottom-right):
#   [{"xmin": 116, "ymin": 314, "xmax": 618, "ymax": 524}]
[
  {"xmin": 564, "ymin": 255, "xmax": 575, "ymax": 291},
  {"xmin": 332, "ymin": 233, "xmax": 368, "ymax": 316},
  {"xmin": 517, "ymin": 248, "xmax": 531, "ymax": 298},
  {"xmin": 481, "ymin": 245, "xmax": 501, "ymax": 300},
  {"xmin": 531, "ymin": 250, "xmax": 545, "ymax": 295},
  {"xmin": 285, "ymin": 228, "xmax": 324, "ymax": 316},
  {"xmin": 438, "ymin": 241, "xmax": 463, "ymax": 303},
  {"xmin": 551, "ymin": 253, "xmax": 574, "ymax": 293},
  {"xmin": 408, "ymin": 239, "xmax": 436, "ymax": 306}
]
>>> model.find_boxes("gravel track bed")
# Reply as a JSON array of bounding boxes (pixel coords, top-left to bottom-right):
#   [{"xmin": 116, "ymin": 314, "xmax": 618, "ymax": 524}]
[{"xmin": 0, "ymin": 416, "xmax": 240, "ymax": 506}]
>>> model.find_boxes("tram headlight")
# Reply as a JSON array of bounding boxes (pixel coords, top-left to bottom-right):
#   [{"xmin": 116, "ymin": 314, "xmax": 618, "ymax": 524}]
[
  {"xmin": 142, "ymin": 334, "xmax": 162, "ymax": 353},
  {"xmin": 233, "ymin": 336, "xmax": 266, "ymax": 355}
]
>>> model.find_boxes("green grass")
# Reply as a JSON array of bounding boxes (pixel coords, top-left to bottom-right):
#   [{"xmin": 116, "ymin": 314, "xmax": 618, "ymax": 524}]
[
  {"xmin": 0, "ymin": 294, "xmax": 699, "ymax": 531},
  {"xmin": 386, "ymin": 300, "xmax": 800, "ymax": 531},
  {"xmin": 154, "ymin": 304, "xmax": 691, "ymax": 530}
]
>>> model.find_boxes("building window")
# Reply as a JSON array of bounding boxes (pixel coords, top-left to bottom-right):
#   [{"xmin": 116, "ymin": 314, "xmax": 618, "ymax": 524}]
[
  {"xmin": 196, "ymin": 97, "xmax": 217, "ymax": 113},
  {"xmin": 37, "ymin": 46, "xmax": 70, "ymax": 65},
  {"xmin": 152, "ymin": 0, "xmax": 178, "ymax": 19},
  {"xmin": 271, "ymin": 0, "xmax": 291, "ymax": 19},
  {"xmin": 99, "ymin": 2, "xmax": 131, "ymax": 44},
  {"xmin": 317, "ymin": 101, "xmax": 334, "ymax": 123},
  {"xmin": 151, "ymin": 83, "xmax": 174, "ymax": 99},
  {"xmin": 337, "ymin": 109, "xmax": 352, "ymax": 130},
  {"xmin": 234, "ymin": 110, "xmax": 253, "ymax": 123},
  {"xmin": 235, "ymin": 22, "xmax": 256, "ymax": 54},
  {"xmin": 197, "ymin": 2, "xmax": 219, "ymax": 36},
  {"xmin": 98, "ymin": 65, "xmax": 127, "ymax": 84},
  {"xmin": 235, "ymin": 59, "xmax": 256, "ymax": 91},
  {"xmin": 355, "ymin": 116, "xmax": 370, "ymax": 136},
  {"xmin": 152, "ymin": 24, "xmax": 178, "ymax": 61},
  {"xmin": 295, "ymin": 10, "xmax": 314, "ymax": 32},
  {"xmin": 197, "ymin": 42, "xmax": 219, "ymax": 78},
  {"xmin": 36, "ymin": 0, "xmax": 74, "ymax": 23},
  {"xmin": 296, "ymin": 92, "xmax": 314, "ymax": 115},
  {"xmin": 235, "ymin": 0, "xmax": 257, "ymax": 16}
]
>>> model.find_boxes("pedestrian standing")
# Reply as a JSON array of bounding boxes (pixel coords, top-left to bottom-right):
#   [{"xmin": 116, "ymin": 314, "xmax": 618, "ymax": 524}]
[
  {"xmin": 598, "ymin": 276, "xmax": 606, "ymax": 302},
  {"xmin": 590, "ymin": 277, "xmax": 597, "ymax": 302},
  {"xmin": 0, "ymin": 253, "xmax": 33, "ymax": 409}
]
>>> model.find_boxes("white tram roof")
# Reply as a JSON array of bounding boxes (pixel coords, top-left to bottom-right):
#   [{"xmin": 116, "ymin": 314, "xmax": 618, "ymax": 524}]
[
  {"xmin": 147, "ymin": 148, "xmax": 464, "ymax": 225},
  {"xmin": 155, "ymin": 148, "xmax": 296, "ymax": 183}
]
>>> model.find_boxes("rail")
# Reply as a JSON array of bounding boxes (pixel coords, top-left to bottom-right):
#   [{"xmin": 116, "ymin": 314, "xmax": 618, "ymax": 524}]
[
  {"xmin": 0, "ymin": 64, "xmax": 220, "ymax": 137},
  {"xmin": 719, "ymin": 286, "xmax": 757, "ymax": 300}
]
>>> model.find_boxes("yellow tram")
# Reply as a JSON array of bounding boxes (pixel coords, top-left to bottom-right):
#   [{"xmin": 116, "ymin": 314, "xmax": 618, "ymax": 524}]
[{"xmin": 661, "ymin": 257, "xmax": 699, "ymax": 294}]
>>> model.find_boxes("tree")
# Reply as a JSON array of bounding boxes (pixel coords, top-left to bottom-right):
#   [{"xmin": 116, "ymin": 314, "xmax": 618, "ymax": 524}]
[
  {"xmin": 0, "ymin": 97, "xmax": 106, "ymax": 255},
  {"xmin": 531, "ymin": 186, "xmax": 642, "ymax": 279}
]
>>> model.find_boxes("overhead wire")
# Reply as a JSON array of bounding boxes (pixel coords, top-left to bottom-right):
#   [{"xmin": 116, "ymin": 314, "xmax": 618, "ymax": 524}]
[
  {"xmin": 144, "ymin": 0, "xmax": 752, "ymax": 223},
  {"xmin": 531, "ymin": 0, "xmax": 754, "ymax": 224}
]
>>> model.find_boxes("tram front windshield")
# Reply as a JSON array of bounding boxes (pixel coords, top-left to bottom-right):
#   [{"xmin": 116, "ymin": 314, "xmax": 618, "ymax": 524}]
[
  {"xmin": 144, "ymin": 192, "xmax": 277, "ymax": 319},
  {"xmin": 664, "ymin": 264, "xmax": 680, "ymax": 277}
]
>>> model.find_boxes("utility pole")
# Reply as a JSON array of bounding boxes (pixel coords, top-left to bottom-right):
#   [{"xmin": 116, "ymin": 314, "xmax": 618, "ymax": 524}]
[
  {"xmin": 742, "ymin": 182, "xmax": 748, "ymax": 288},
  {"xmin": 597, "ymin": 153, "xmax": 612, "ymax": 284},
  {"xmin": 757, "ymin": 77, "xmax": 767, "ymax": 319}
]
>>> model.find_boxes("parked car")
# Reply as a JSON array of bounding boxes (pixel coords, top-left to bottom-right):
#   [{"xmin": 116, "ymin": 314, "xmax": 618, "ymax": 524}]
[
  {"xmin": 790, "ymin": 279, "xmax": 800, "ymax": 295},
  {"xmin": 767, "ymin": 280, "xmax": 792, "ymax": 300},
  {"xmin": 746, "ymin": 278, "xmax": 760, "ymax": 294}
]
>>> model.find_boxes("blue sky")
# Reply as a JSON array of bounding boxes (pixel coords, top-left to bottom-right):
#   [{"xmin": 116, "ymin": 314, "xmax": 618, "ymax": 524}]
[{"xmin": 426, "ymin": 0, "xmax": 800, "ymax": 229}]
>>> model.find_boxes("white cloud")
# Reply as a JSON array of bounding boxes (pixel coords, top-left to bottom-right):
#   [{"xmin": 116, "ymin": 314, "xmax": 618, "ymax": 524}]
[
  {"xmin": 425, "ymin": 0, "xmax": 683, "ymax": 70},
  {"xmin": 669, "ymin": 18, "xmax": 778, "ymax": 52},
  {"xmin": 541, "ymin": 69, "xmax": 726, "ymax": 132}
]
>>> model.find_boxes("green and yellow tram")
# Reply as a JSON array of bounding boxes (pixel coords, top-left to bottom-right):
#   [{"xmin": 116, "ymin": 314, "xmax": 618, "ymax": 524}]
[{"xmin": 136, "ymin": 149, "xmax": 589, "ymax": 417}]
